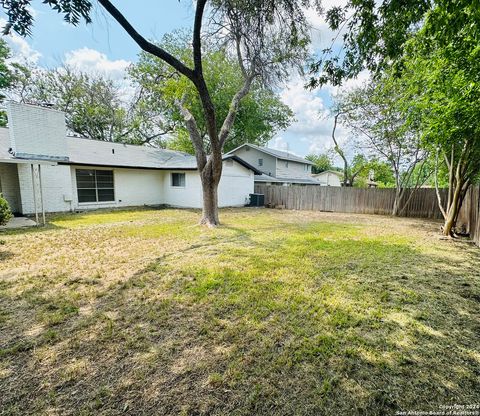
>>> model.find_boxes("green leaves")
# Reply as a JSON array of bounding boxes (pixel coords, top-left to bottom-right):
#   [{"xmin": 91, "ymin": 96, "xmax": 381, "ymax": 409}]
[
  {"xmin": 2, "ymin": 0, "xmax": 92, "ymax": 36},
  {"xmin": 129, "ymin": 32, "xmax": 294, "ymax": 153}
]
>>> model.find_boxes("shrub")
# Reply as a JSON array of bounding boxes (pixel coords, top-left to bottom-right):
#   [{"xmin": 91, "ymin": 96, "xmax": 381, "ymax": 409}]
[{"xmin": 0, "ymin": 195, "xmax": 12, "ymax": 226}]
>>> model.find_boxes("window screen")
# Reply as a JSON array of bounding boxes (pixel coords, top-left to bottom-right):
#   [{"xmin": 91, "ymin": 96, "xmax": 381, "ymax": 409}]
[
  {"xmin": 76, "ymin": 169, "xmax": 114, "ymax": 203},
  {"xmin": 171, "ymin": 172, "xmax": 186, "ymax": 187}
]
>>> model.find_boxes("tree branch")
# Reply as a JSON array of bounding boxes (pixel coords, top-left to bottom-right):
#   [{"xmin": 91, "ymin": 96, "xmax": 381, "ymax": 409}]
[
  {"xmin": 174, "ymin": 98, "xmax": 207, "ymax": 169},
  {"xmin": 193, "ymin": 0, "xmax": 208, "ymax": 76},
  {"xmin": 218, "ymin": 74, "xmax": 255, "ymax": 147},
  {"xmin": 97, "ymin": 0, "xmax": 194, "ymax": 80},
  {"xmin": 332, "ymin": 112, "xmax": 350, "ymax": 185}
]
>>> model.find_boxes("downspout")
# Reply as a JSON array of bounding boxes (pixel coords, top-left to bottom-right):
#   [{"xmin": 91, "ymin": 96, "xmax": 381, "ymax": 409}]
[
  {"xmin": 30, "ymin": 164, "xmax": 39, "ymax": 226},
  {"xmin": 38, "ymin": 164, "xmax": 46, "ymax": 226}
]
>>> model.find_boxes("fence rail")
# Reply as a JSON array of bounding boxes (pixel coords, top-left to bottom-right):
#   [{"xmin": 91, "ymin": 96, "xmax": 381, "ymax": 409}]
[{"xmin": 254, "ymin": 184, "xmax": 480, "ymax": 246}]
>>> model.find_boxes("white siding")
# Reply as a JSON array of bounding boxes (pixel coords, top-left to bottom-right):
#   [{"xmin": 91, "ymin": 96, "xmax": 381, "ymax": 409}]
[
  {"xmin": 232, "ymin": 146, "xmax": 276, "ymax": 176},
  {"xmin": 70, "ymin": 166, "xmax": 164, "ymax": 210},
  {"xmin": 312, "ymin": 171, "xmax": 342, "ymax": 187},
  {"xmin": 276, "ymin": 160, "xmax": 312, "ymax": 179},
  {"xmin": 218, "ymin": 160, "xmax": 253, "ymax": 207},
  {"xmin": 0, "ymin": 163, "xmax": 21, "ymax": 213},
  {"xmin": 163, "ymin": 171, "xmax": 202, "ymax": 208}
]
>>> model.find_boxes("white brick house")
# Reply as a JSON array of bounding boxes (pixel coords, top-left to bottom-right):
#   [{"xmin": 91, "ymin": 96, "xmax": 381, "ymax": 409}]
[
  {"xmin": 0, "ymin": 103, "xmax": 260, "ymax": 218},
  {"xmin": 225, "ymin": 143, "xmax": 319, "ymax": 185}
]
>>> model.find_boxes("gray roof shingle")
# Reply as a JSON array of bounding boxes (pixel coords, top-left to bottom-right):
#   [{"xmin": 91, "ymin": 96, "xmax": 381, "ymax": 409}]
[
  {"xmin": 65, "ymin": 136, "xmax": 198, "ymax": 169},
  {"xmin": 227, "ymin": 143, "xmax": 313, "ymax": 165}
]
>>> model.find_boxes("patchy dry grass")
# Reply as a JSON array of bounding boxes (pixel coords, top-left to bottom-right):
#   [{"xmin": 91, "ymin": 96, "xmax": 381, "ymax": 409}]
[{"xmin": 0, "ymin": 208, "xmax": 479, "ymax": 415}]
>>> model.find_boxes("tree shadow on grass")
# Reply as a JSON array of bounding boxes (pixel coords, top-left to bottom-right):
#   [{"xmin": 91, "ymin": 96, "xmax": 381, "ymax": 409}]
[{"xmin": 0, "ymin": 233, "xmax": 479, "ymax": 415}]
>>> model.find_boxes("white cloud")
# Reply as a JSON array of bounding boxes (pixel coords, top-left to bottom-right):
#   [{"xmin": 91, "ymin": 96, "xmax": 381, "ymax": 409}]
[
  {"xmin": 269, "ymin": 136, "xmax": 288, "ymax": 151},
  {"xmin": 0, "ymin": 18, "xmax": 42, "ymax": 64},
  {"xmin": 271, "ymin": 76, "xmax": 341, "ymax": 155},
  {"xmin": 279, "ymin": 77, "xmax": 327, "ymax": 138},
  {"xmin": 64, "ymin": 47, "xmax": 131, "ymax": 81},
  {"xmin": 304, "ymin": 0, "xmax": 349, "ymax": 53}
]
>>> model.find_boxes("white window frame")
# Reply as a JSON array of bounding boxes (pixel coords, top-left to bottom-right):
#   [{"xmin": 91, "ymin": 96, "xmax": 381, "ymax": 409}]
[{"xmin": 171, "ymin": 172, "xmax": 186, "ymax": 188}]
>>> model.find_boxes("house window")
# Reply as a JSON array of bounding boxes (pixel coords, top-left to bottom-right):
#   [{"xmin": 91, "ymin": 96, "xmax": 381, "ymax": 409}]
[
  {"xmin": 285, "ymin": 161, "xmax": 289, "ymax": 168},
  {"xmin": 258, "ymin": 158, "xmax": 263, "ymax": 167},
  {"xmin": 76, "ymin": 169, "xmax": 114, "ymax": 203},
  {"xmin": 171, "ymin": 172, "xmax": 186, "ymax": 187}
]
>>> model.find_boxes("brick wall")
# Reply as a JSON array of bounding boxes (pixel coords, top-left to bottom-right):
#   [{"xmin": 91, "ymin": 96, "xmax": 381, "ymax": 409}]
[
  {"xmin": 17, "ymin": 163, "xmax": 73, "ymax": 214},
  {"xmin": 6, "ymin": 102, "xmax": 68, "ymax": 160}
]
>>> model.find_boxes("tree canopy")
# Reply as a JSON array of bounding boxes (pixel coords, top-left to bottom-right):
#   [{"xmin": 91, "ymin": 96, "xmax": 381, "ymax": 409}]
[
  {"xmin": 305, "ymin": 153, "xmax": 333, "ymax": 174},
  {"xmin": 129, "ymin": 32, "xmax": 294, "ymax": 154},
  {"xmin": 0, "ymin": 39, "xmax": 28, "ymax": 126}
]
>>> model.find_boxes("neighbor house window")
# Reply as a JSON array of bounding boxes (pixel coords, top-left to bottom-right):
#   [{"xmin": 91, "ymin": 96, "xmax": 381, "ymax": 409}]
[
  {"xmin": 76, "ymin": 169, "xmax": 114, "ymax": 203},
  {"xmin": 258, "ymin": 158, "xmax": 263, "ymax": 166},
  {"xmin": 285, "ymin": 161, "xmax": 289, "ymax": 168},
  {"xmin": 171, "ymin": 172, "xmax": 186, "ymax": 187}
]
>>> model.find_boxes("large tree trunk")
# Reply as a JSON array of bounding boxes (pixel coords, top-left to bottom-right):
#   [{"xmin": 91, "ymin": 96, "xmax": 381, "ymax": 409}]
[
  {"xmin": 198, "ymin": 155, "xmax": 223, "ymax": 226},
  {"xmin": 200, "ymin": 176, "xmax": 220, "ymax": 226}
]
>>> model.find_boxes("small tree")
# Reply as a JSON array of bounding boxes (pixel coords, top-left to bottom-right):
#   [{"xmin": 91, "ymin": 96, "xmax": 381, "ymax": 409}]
[
  {"xmin": 0, "ymin": 195, "xmax": 12, "ymax": 226},
  {"xmin": 329, "ymin": 112, "xmax": 368, "ymax": 187},
  {"xmin": 334, "ymin": 77, "xmax": 431, "ymax": 215}
]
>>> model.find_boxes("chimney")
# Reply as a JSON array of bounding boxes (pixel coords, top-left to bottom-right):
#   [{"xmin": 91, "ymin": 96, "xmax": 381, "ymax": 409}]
[{"xmin": 6, "ymin": 102, "xmax": 69, "ymax": 162}]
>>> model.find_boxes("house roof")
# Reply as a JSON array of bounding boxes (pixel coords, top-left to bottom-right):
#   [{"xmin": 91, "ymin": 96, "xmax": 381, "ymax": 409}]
[
  {"xmin": 254, "ymin": 174, "xmax": 320, "ymax": 185},
  {"xmin": 64, "ymin": 136, "xmax": 198, "ymax": 170},
  {"xmin": 226, "ymin": 143, "xmax": 314, "ymax": 165},
  {"xmin": 0, "ymin": 129, "xmax": 260, "ymax": 173},
  {"xmin": 312, "ymin": 170, "xmax": 343, "ymax": 178}
]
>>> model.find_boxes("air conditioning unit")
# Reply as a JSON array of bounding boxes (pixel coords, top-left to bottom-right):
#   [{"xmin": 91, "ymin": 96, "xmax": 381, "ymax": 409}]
[{"xmin": 249, "ymin": 193, "xmax": 264, "ymax": 207}]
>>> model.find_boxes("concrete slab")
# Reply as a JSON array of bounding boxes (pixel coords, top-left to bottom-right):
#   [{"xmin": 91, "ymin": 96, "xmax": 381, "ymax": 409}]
[{"xmin": 0, "ymin": 217, "xmax": 37, "ymax": 230}]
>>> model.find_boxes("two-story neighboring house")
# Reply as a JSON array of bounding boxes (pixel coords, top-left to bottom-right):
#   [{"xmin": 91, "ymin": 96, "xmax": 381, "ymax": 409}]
[{"xmin": 226, "ymin": 143, "xmax": 319, "ymax": 185}]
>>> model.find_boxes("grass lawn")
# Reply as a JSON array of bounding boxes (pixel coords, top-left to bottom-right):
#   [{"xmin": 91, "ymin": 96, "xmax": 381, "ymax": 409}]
[{"xmin": 0, "ymin": 208, "xmax": 479, "ymax": 415}]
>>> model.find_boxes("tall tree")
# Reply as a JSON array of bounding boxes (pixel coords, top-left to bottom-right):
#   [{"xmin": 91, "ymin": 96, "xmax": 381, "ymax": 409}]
[
  {"xmin": 128, "ymin": 32, "xmax": 294, "ymax": 154},
  {"xmin": 396, "ymin": 1, "xmax": 480, "ymax": 236},
  {"xmin": 2, "ymin": 0, "xmax": 321, "ymax": 226}
]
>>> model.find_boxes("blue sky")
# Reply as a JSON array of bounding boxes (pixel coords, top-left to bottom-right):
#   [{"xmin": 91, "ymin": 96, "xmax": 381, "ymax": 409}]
[{"xmin": 1, "ymin": 0, "xmax": 364, "ymax": 159}]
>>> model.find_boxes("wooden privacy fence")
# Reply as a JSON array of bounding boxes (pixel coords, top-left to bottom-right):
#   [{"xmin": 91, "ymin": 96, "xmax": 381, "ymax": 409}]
[
  {"xmin": 254, "ymin": 184, "xmax": 480, "ymax": 245},
  {"xmin": 459, "ymin": 186, "xmax": 480, "ymax": 246},
  {"xmin": 255, "ymin": 184, "xmax": 445, "ymax": 218}
]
